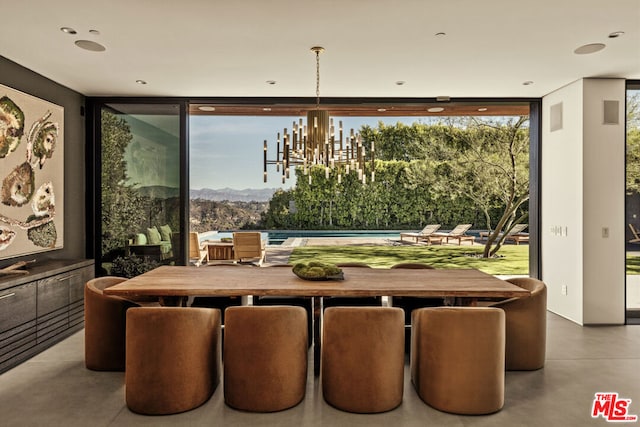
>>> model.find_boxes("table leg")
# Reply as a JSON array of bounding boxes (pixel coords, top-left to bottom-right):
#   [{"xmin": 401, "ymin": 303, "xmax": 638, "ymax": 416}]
[{"xmin": 313, "ymin": 296, "xmax": 322, "ymax": 377}]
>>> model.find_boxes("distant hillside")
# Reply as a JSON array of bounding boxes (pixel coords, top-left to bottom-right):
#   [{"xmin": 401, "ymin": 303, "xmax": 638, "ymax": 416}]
[
  {"xmin": 137, "ymin": 185, "xmax": 180, "ymax": 199},
  {"xmin": 135, "ymin": 186, "xmax": 278, "ymax": 202},
  {"xmin": 190, "ymin": 187, "xmax": 277, "ymax": 202}
]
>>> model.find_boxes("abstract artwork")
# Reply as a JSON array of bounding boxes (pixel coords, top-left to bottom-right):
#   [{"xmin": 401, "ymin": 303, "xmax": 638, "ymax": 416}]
[{"xmin": 0, "ymin": 83, "xmax": 64, "ymax": 259}]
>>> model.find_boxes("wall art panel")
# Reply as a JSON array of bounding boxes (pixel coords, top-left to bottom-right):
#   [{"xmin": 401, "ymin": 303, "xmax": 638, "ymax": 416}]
[{"xmin": 0, "ymin": 83, "xmax": 64, "ymax": 259}]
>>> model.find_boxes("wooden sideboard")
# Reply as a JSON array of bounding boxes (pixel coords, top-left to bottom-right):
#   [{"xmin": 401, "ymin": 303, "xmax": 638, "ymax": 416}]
[{"xmin": 0, "ymin": 259, "xmax": 95, "ymax": 374}]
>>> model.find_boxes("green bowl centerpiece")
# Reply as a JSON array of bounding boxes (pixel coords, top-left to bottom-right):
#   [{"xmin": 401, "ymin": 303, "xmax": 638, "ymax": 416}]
[{"xmin": 292, "ymin": 261, "xmax": 344, "ymax": 281}]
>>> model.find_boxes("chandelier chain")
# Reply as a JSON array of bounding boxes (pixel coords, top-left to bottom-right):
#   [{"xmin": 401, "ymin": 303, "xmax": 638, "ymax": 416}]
[{"xmin": 315, "ymin": 49, "xmax": 321, "ymax": 110}]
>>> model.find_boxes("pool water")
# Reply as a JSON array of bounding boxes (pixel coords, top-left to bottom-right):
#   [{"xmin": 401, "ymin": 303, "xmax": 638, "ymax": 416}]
[{"xmin": 201, "ymin": 230, "xmax": 402, "ymax": 245}]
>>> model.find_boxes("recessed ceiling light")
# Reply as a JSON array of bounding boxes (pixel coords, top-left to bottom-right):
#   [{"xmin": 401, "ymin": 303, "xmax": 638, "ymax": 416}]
[
  {"xmin": 427, "ymin": 107, "xmax": 445, "ymax": 113},
  {"xmin": 198, "ymin": 106, "xmax": 216, "ymax": 112},
  {"xmin": 377, "ymin": 108, "xmax": 387, "ymax": 112},
  {"xmin": 263, "ymin": 107, "xmax": 272, "ymax": 112},
  {"xmin": 478, "ymin": 108, "xmax": 488, "ymax": 112},
  {"xmin": 60, "ymin": 27, "xmax": 77, "ymax": 34},
  {"xmin": 574, "ymin": 43, "xmax": 606, "ymax": 55},
  {"xmin": 522, "ymin": 81, "xmax": 534, "ymax": 86},
  {"xmin": 266, "ymin": 80, "xmax": 276, "ymax": 85},
  {"xmin": 135, "ymin": 80, "xmax": 147, "ymax": 85},
  {"xmin": 608, "ymin": 31, "xmax": 625, "ymax": 38},
  {"xmin": 89, "ymin": 29, "xmax": 101, "ymax": 35},
  {"xmin": 395, "ymin": 81, "xmax": 406, "ymax": 86},
  {"xmin": 75, "ymin": 40, "xmax": 106, "ymax": 52},
  {"xmin": 435, "ymin": 32, "xmax": 446, "ymax": 36}
]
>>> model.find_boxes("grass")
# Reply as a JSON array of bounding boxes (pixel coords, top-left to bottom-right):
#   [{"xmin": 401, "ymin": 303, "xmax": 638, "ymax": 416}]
[
  {"xmin": 627, "ymin": 255, "xmax": 640, "ymax": 275},
  {"xmin": 289, "ymin": 244, "xmax": 529, "ymax": 275}
]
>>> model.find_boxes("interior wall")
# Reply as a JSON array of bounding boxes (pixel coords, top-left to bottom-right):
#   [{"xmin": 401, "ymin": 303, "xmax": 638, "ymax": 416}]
[
  {"xmin": 582, "ymin": 79, "xmax": 625, "ymax": 324},
  {"xmin": 542, "ymin": 80, "xmax": 585, "ymax": 324},
  {"xmin": 0, "ymin": 56, "xmax": 87, "ymax": 262},
  {"xmin": 542, "ymin": 78, "xmax": 626, "ymax": 325}
]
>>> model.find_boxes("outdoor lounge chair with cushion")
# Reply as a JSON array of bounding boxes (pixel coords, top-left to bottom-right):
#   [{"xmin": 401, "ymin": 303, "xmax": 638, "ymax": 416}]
[
  {"xmin": 400, "ymin": 224, "xmax": 441, "ymax": 243},
  {"xmin": 431, "ymin": 224, "xmax": 474, "ymax": 245},
  {"xmin": 479, "ymin": 224, "xmax": 528, "ymax": 243}
]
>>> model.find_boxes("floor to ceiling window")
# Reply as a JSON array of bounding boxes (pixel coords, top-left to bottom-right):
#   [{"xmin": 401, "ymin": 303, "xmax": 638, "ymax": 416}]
[
  {"xmin": 188, "ymin": 102, "xmax": 534, "ymax": 276},
  {"xmin": 626, "ymin": 82, "xmax": 640, "ymax": 323},
  {"xmin": 97, "ymin": 103, "xmax": 183, "ymax": 276}
]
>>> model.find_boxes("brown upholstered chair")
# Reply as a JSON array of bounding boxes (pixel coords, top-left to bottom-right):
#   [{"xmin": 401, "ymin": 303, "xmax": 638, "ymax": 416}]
[
  {"xmin": 84, "ymin": 277, "xmax": 140, "ymax": 371},
  {"xmin": 322, "ymin": 307, "xmax": 405, "ymax": 413},
  {"xmin": 125, "ymin": 307, "xmax": 221, "ymax": 415},
  {"xmin": 411, "ymin": 307, "xmax": 505, "ymax": 415},
  {"xmin": 490, "ymin": 277, "xmax": 547, "ymax": 370},
  {"xmin": 224, "ymin": 306, "xmax": 307, "ymax": 412}
]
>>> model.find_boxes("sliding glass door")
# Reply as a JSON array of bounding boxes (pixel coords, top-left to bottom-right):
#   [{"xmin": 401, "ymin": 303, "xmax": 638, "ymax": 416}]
[
  {"xmin": 626, "ymin": 82, "xmax": 640, "ymax": 323},
  {"xmin": 96, "ymin": 103, "xmax": 184, "ymax": 276}
]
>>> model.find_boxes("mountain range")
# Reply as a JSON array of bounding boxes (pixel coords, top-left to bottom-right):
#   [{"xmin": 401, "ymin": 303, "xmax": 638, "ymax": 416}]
[
  {"xmin": 191, "ymin": 187, "xmax": 277, "ymax": 202},
  {"xmin": 137, "ymin": 186, "xmax": 278, "ymax": 202}
]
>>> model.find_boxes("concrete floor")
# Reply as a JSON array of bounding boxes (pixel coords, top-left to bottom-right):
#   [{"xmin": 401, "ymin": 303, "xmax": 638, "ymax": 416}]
[{"xmin": 1, "ymin": 312, "xmax": 639, "ymax": 426}]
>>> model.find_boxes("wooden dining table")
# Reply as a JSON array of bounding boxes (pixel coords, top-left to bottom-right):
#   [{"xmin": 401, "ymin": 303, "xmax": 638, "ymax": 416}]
[{"xmin": 104, "ymin": 265, "xmax": 530, "ymax": 375}]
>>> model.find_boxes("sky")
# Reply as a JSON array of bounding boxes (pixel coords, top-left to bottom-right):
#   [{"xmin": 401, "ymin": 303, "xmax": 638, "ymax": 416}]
[{"xmin": 188, "ymin": 115, "xmax": 439, "ymax": 191}]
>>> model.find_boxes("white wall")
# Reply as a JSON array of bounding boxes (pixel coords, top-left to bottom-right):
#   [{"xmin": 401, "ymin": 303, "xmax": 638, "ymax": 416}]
[
  {"xmin": 541, "ymin": 78, "xmax": 626, "ymax": 325},
  {"xmin": 582, "ymin": 79, "xmax": 626, "ymax": 324}
]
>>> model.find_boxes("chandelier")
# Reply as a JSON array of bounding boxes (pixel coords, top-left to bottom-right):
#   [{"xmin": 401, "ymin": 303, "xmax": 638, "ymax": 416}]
[{"xmin": 263, "ymin": 46, "xmax": 375, "ymax": 185}]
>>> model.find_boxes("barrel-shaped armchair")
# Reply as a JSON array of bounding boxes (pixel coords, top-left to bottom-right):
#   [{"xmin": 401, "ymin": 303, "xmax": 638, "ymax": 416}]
[
  {"xmin": 491, "ymin": 277, "xmax": 547, "ymax": 370},
  {"xmin": 411, "ymin": 307, "xmax": 505, "ymax": 415},
  {"xmin": 224, "ymin": 306, "xmax": 308, "ymax": 412},
  {"xmin": 125, "ymin": 307, "xmax": 222, "ymax": 415},
  {"xmin": 322, "ymin": 306, "xmax": 405, "ymax": 413},
  {"xmin": 84, "ymin": 277, "xmax": 140, "ymax": 371}
]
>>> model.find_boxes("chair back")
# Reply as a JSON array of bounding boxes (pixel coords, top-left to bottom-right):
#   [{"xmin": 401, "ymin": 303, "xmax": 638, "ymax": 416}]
[
  {"xmin": 391, "ymin": 263, "xmax": 434, "ymax": 269},
  {"xmin": 506, "ymin": 223, "xmax": 528, "ymax": 235},
  {"xmin": 189, "ymin": 232, "xmax": 201, "ymax": 259},
  {"xmin": 233, "ymin": 232, "xmax": 264, "ymax": 261},
  {"xmin": 420, "ymin": 224, "xmax": 441, "ymax": 235},
  {"xmin": 448, "ymin": 224, "xmax": 472, "ymax": 236},
  {"xmin": 493, "ymin": 277, "xmax": 547, "ymax": 370}
]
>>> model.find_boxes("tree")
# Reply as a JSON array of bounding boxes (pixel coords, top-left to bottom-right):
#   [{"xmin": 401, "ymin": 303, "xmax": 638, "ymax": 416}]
[
  {"xmin": 438, "ymin": 116, "xmax": 530, "ymax": 257},
  {"xmin": 100, "ymin": 110, "xmax": 148, "ymax": 259}
]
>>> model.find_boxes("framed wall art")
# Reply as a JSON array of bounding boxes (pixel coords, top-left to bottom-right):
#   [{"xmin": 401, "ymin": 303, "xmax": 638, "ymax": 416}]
[{"xmin": 0, "ymin": 83, "xmax": 64, "ymax": 260}]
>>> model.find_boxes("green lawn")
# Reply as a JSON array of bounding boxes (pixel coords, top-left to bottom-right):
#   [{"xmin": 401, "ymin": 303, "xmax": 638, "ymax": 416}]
[
  {"xmin": 289, "ymin": 245, "xmax": 529, "ymax": 275},
  {"xmin": 627, "ymin": 255, "xmax": 640, "ymax": 274}
]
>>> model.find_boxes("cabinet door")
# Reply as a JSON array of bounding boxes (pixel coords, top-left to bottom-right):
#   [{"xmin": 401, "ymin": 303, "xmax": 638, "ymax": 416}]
[
  {"xmin": 68, "ymin": 266, "xmax": 94, "ymax": 303},
  {"xmin": 37, "ymin": 275, "xmax": 70, "ymax": 317},
  {"xmin": 0, "ymin": 282, "xmax": 37, "ymax": 332}
]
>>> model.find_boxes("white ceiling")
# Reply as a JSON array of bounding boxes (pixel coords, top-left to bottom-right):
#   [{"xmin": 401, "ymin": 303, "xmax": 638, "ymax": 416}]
[{"xmin": 1, "ymin": 0, "xmax": 639, "ymax": 99}]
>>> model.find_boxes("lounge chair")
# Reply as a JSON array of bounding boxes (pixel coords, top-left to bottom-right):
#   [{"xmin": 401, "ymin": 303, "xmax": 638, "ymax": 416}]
[
  {"xmin": 629, "ymin": 224, "xmax": 640, "ymax": 244},
  {"xmin": 480, "ymin": 224, "xmax": 528, "ymax": 243},
  {"xmin": 233, "ymin": 232, "xmax": 266, "ymax": 266},
  {"xmin": 189, "ymin": 232, "xmax": 209, "ymax": 266},
  {"xmin": 399, "ymin": 224, "xmax": 441, "ymax": 243},
  {"xmin": 431, "ymin": 224, "xmax": 474, "ymax": 245}
]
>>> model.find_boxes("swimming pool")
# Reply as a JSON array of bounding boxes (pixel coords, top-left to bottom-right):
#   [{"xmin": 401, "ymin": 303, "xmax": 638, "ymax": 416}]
[{"xmin": 200, "ymin": 230, "xmax": 402, "ymax": 245}]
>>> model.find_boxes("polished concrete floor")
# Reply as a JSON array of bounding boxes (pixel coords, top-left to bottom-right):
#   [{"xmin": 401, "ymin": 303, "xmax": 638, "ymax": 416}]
[{"xmin": 1, "ymin": 312, "xmax": 639, "ymax": 427}]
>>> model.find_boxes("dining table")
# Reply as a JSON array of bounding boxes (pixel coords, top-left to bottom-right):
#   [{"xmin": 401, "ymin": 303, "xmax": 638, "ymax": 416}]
[{"xmin": 104, "ymin": 265, "xmax": 530, "ymax": 375}]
